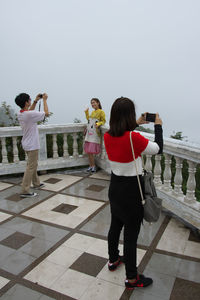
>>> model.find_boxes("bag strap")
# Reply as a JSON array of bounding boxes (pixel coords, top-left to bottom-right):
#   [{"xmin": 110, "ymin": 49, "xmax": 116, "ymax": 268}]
[{"xmin": 129, "ymin": 131, "xmax": 145, "ymax": 205}]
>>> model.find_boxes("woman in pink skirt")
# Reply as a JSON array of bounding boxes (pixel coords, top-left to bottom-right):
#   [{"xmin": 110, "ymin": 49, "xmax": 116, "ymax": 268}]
[{"xmin": 84, "ymin": 98, "xmax": 106, "ymax": 172}]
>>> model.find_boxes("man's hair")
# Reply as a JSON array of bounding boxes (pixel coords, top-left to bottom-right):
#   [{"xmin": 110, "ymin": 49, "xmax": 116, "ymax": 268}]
[
  {"xmin": 108, "ymin": 97, "xmax": 137, "ymax": 136},
  {"xmin": 15, "ymin": 93, "xmax": 30, "ymax": 109}
]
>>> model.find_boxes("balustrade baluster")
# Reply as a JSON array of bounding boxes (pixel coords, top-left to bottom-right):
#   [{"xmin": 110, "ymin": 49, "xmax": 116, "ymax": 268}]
[
  {"xmin": 53, "ymin": 134, "xmax": 59, "ymax": 158},
  {"xmin": 82, "ymin": 128, "xmax": 87, "ymax": 156},
  {"xmin": 145, "ymin": 155, "xmax": 152, "ymax": 172},
  {"xmin": 184, "ymin": 161, "xmax": 197, "ymax": 204},
  {"xmin": 1, "ymin": 137, "xmax": 8, "ymax": 163},
  {"xmin": 163, "ymin": 154, "xmax": 172, "ymax": 191},
  {"xmin": 12, "ymin": 136, "xmax": 19, "ymax": 162},
  {"xmin": 63, "ymin": 133, "xmax": 69, "ymax": 158},
  {"xmin": 101, "ymin": 139, "xmax": 106, "ymax": 159},
  {"xmin": 154, "ymin": 155, "xmax": 162, "ymax": 185},
  {"xmin": 72, "ymin": 133, "xmax": 78, "ymax": 157},
  {"xmin": 173, "ymin": 157, "xmax": 183, "ymax": 196}
]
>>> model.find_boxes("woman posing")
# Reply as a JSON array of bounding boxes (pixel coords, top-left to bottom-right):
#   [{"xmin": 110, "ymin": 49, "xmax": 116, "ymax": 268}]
[
  {"xmin": 104, "ymin": 97, "xmax": 163, "ymax": 289},
  {"xmin": 84, "ymin": 98, "xmax": 106, "ymax": 172}
]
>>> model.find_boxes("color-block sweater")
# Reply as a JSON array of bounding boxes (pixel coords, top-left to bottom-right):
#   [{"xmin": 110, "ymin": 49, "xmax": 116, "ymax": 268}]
[
  {"xmin": 84, "ymin": 109, "xmax": 106, "ymax": 144},
  {"xmin": 104, "ymin": 125, "xmax": 163, "ymax": 177}
]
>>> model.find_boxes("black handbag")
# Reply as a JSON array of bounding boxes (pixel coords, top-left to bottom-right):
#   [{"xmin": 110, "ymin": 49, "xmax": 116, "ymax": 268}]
[{"xmin": 130, "ymin": 131, "xmax": 162, "ymax": 222}]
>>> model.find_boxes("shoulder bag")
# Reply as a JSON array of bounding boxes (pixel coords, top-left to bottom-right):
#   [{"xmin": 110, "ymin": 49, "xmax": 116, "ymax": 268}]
[{"xmin": 129, "ymin": 131, "xmax": 162, "ymax": 222}]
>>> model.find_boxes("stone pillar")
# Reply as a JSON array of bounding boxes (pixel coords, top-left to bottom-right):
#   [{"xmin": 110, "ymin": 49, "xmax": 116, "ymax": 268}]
[
  {"xmin": 173, "ymin": 156, "xmax": 183, "ymax": 197},
  {"xmin": 163, "ymin": 154, "xmax": 172, "ymax": 191},
  {"xmin": 154, "ymin": 155, "xmax": 162, "ymax": 185},
  {"xmin": 184, "ymin": 161, "xmax": 197, "ymax": 204},
  {"xmin": 53, "ymin": 134, "xmax": 59, "ymax": 158},
  {"xmin": 12, "ymin": 136, "xmax": 19, "ymax": 163},
  {"xmin": 63, "ymin": 133, "xmax": 69, "ymax": 158},
  {"xmin": 1, "ymin": 137, "xmax": 8, "ymax": 163},
  {"xmin": 101, "ymin": 138, "xmax": 106, "ymax": 160},
  {"xmin": 72, "ymin": 133, "xmax": 78, "ymax": 157},
  {"xmin": 145, "ymin": 155, "xmax": 152, "ymax": 172}
]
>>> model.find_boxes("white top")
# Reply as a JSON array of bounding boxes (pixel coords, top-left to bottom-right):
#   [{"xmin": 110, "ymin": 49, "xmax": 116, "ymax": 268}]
[{"xmin": 18, "ymin": 110, "xmax": 45, "ymax": 151}]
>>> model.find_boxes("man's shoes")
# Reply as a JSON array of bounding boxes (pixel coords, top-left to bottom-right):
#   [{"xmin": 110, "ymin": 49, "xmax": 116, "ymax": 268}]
[
  {"xmin": 125, "ymin": 274, "xmax": 153, "ymax": 289},
  {"xmin": 108, "ymin": 256, "xmax": 124, "ymax": 271},
  {"xmin": 33, "ymin": 183, "xmax": 45, "ymax": 188},
  {"xmin": 20, "ymin": 192, "xmax": 38, "ymax": 198}
]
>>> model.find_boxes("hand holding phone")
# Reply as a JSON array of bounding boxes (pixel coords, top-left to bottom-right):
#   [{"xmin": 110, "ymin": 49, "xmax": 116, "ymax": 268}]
[
  {"xmin": 145, "ymin": 113, "xmax": 156, "ymax": 122},
  {"xmin": 155, "ymin": 113, "xmax": 162, "ymax": 125},
  {"xmin": 139, "ymin": 112, "xmax": 162, "ymax": 125}
]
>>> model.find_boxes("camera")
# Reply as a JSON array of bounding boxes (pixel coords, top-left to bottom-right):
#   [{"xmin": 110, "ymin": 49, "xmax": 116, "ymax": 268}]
[
  {"xmin": 145, "ymin": 113, "xmax": 156, "ymax": 122},
  {"xmin": 39, "ymin": 94, "xmax": 43, "ymax": 99}
]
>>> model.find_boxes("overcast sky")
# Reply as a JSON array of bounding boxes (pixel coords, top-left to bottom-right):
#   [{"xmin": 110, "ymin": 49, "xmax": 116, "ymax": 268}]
[{"xmin": 0, "ymin": 0, "xmax": 200, "ymax": 144}]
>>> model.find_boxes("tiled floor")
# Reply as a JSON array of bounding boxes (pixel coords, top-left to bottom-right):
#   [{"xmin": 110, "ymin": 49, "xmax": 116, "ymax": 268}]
[{"xmin": 0, "ymin": 169, "xmax": 200, "ymax": 300}]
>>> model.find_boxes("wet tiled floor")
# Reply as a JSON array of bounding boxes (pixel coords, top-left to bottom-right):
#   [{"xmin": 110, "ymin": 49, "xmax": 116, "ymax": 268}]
[{"xmin": 0, "ymin": 169, "xmax": 200, "ymax": 300}]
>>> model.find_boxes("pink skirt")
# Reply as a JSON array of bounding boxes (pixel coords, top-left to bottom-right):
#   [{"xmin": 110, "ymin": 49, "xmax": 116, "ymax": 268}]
[{"xmin": 84, "ymin": 142, "xmax": 101, "ymax": 154}]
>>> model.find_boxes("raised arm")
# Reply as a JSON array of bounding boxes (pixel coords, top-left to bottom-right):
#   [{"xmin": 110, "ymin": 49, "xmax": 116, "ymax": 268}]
[
  {"xmin": 154, "ymin": 113, "xmax": 163, "ymax": 154},
  {"xmin": 29, "ymin": 94, "xmax": 41, "ymax": 111},
  {"xmin": 142, "ymin": 113, "xmax": 163, "ymax": 155},
  {"xmin": 85, "ymin": 108, "xmax": 89, "ymax": 120},
  {"xmin": 42, "ymin": 93, "xmax": 49, "ymax": 117}
]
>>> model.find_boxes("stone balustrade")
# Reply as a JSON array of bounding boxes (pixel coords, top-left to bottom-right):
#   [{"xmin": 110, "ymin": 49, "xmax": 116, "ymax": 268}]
[
  {"xmin": 0, "ymin": 124, "xmax": 200, "ymax": 229},
  {"xmin": 0, "ymin": 124, "xmax": 88, "ymax": 175}
]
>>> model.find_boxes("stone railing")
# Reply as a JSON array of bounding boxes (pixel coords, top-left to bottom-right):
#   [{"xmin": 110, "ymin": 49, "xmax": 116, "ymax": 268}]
[
  {"xmin": 0, "ymin": 124, "xmax": 88, "ymax": 175},
  {"xmin": 0, "ymin": 124, "xmax": 200, "ymax": 229}
]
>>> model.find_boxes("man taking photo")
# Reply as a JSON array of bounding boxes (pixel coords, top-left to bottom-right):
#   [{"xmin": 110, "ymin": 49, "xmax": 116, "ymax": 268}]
[{"xmin": 15, "ymin": 93, "xmax": 49, "ymax": 198}]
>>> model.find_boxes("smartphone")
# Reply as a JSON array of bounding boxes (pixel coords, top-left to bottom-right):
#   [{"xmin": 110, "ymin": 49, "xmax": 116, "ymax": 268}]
[{"xmin": 146, "ymin": 113, "xmax": 156, "ymax": 122}]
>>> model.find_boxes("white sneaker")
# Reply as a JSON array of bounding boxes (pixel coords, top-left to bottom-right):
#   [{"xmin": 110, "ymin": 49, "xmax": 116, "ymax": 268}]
[
  {"xmin": 20, "ymin": 192, "xmax": 38, "ymax": 198},
  {"xmin": 91, "ymin": 167, "xmax": 96, "ymax": 173},
  {"xmin": 33, "ymin": 183, "xmax": 45, "ymax": 188}
]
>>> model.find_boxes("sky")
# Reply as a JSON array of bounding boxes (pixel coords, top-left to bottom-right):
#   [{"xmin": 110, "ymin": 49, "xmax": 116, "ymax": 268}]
[{"xmin": 0, "ymin": 0, "xmax": 200, "ymax": 144}]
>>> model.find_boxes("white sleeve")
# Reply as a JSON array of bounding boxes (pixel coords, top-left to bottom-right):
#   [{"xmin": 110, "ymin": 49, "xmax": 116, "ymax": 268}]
[
  {"xmin": 28, "ymin": 111, "xmax": 45, "ymax": 123},
  {"xmin": 142, "ymin": 141, "xmax": 160, "ymax": 155}
]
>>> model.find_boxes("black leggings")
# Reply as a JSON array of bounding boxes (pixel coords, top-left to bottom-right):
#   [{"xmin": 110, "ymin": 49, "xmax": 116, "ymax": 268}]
[{"xmin": 108, "ymin": 213, "xmax": 142, "ymax": 279}]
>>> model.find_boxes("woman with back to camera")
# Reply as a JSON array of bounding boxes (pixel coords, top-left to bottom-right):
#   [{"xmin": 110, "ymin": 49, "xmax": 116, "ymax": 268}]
[
  {"xmin": 84, "ymin": 98, "xmax": 106, "ymax": 172},
  {"xmin": 104, "ymin": 97, "xmax": 163, "ymax": 289}
]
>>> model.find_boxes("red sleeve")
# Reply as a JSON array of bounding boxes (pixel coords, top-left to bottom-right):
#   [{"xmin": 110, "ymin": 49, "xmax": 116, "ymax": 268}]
[{"xmin": 132, "ymin": 132, "xmax": 149, "ymax": 157}]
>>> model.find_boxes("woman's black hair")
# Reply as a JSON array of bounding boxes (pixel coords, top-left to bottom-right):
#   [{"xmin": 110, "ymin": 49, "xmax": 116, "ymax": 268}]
[
  {"xmin": 15, "ymin": 93, "xmax": 30, "ymax": 109},
  {"xmin": 108, "ymin": 97, "xmax": 137, "ymax": 136},
  {"xmin": 91, "ymin": 98, "xmax": 102, "ymax": 109}
]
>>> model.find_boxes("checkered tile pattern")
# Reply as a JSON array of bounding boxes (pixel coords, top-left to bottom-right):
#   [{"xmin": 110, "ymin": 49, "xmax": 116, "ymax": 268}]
[{"xmin": 0, "ymin": 170, "xmax": 200, "ymax": 300}]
